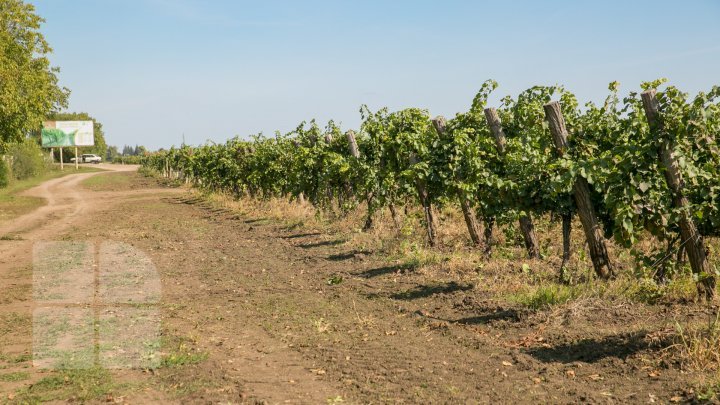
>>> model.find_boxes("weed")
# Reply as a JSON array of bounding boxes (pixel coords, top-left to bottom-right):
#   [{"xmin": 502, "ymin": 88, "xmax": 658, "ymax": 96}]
[
  {"xmin": 161, "ymin": 351, "xmax": 208, "ymax": 368},
  {"xmin": 160, "ymin": 337, "xmax": 208, "ymax": 368},
  {"xmin": 11, "ymin": 368, "xmax": 123, "ymax": 403},
  {"xmin": 314, "ymin": 317, "xmax": 332, "ymax": 333},
  {"xmin": 672, "ymin": 311, "xmax": 720, "ymax": 372},
  {"xmin": 327, "ymin": 275, "xmax": 344, "ymax": 285},
  {"xmin": 0, "ymin": 371, "xmax": 29, "ymax": 382}
]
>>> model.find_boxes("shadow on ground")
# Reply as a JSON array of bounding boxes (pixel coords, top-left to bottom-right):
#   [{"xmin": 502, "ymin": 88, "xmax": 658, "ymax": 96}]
[
  {"xmin": 298, "ymin": 240, "xmax": 345, "ymax": 249},
  {"xmin": 387, "ymin": 282, "xmax": 474, "ymax": 300},
  {"xmin": 451, "ymin": 309, "xmax": 523, "ymax": 325},
  {"xmin": 327, "ymin": 250, "xmax": 372, "ymax": 261},
  {"xmin": 526, "ymin": 331, "xmax": 670, "ymax": 364},
  {"xmin": 282, "ymin": 232, "xmax": 323, "ymax": 239},
  {"xmin": 355, "ymin": 263, "xmax": 416, "ymax": 278}
]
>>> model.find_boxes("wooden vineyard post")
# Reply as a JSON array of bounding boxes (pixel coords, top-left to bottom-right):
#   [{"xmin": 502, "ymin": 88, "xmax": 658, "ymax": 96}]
[
  {"xmin": 409, "ymin": 151, "xmax": 437, "ymax": 246},
  {"xmin": 544, "ymin": 101, "xmax": 613, "ymax": 279},
  {"xmin": 483, "ymin": 108, "xmax": 507, "ymax": 154},
  {"xmin": 483, "ymin": 108, "xmax": 540, "ymax": 259},
  {"xmin": 432, "ymin": 116, "xmax": 483, "ymax": 247},
  {"xmin": 561, "ymin": 213, "xmax": 572, "ymax": 273},
  {"xmin": 346, "ymin": 130, "xmax": 360, "ymax": 159},
  {"xmin": 345, "ymin": 130, "xmax": 375, "ymax": 230},
  {"xmin": 59, "ymin": 148, "xmax": 64, "ymax": 171},
  {"xmin": 641, "ymin": 89, "xmax": 716, "ymax": 300}
]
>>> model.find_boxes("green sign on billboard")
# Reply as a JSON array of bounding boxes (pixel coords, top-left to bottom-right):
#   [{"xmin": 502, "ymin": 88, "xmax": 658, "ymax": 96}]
[{"xmin": 41, "ymin": 121, "xmax": 95, "ymax": 147}]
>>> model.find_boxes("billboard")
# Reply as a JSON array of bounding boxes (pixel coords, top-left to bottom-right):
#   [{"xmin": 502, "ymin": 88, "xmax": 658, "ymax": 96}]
[{"xmin": 41, "ymin": 121, "xmax": 95, "ymax": 147}]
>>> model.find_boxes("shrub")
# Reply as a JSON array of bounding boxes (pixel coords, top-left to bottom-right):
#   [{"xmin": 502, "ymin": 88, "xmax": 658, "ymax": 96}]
[
  {"xmin": 511, "ymin": 284, "xmax": 582, "ymax": 310},
  {"xmin": 9, "ymin": 139, "xmax": 47, "ymax": 180},
  {"xmin": 0, "ymin": 158, "xmax": 9, "ymax": 188}
]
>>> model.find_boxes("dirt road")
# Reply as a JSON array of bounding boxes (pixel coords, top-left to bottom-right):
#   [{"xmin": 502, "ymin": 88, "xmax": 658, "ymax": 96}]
[{"xmin": 0, "ymin": 168, "xmax": 709, "ymax": 403}]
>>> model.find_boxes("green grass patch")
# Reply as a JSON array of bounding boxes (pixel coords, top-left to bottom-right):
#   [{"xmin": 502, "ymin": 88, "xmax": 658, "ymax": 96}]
[
  {"xmin": 80, "ymin": 171, "xmax": 134, "ymax": 191},
  {"xmin": 510, "ymin": 283, "xmax": 583, "ymax": 310},
  {"xmin": 0, "ymin": 353, "xmax": 33, "ymax": 364},
  {"xmin": 11, "ymin": 368, "xmax": 125, "ymax": 403},
  {"xmin": 0, "ymin": 371, "xmax": 29, "ymax": 382},
  {"xmin": 160, "ymin": 336, "xmax": 208, "ymax": 368},
  {"xmin": 161, "ymin": 351, "xmax": 208, "ymax": 368},
  {"xmin": 0, "ymin": 312, "xmax": 31, "ymax": 336}
]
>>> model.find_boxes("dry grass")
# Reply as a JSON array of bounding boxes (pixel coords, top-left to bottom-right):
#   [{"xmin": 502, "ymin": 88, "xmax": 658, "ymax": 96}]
[
  {"xmin": 186, "ymin": 188, "xmax": 720, "ymax": 309},
  {"xmin": 671, "ymin": 311, "xmax": 720, "ymax": 372}
]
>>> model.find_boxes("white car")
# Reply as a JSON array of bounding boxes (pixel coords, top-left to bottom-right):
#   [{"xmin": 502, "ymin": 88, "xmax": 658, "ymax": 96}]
[{"xmin": 71, "ymin": 154, "xmax": 102, "ymax": 164}]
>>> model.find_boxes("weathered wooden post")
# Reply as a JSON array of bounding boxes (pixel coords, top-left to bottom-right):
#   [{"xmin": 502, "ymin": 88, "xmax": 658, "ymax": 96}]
[
  {"xmin": 346, "ymin": 130, "xmax": 360, "ymax": 159},
  {"xmin": 544, "ymin": 101, "xmax": 613, "ymax": 279},
  {"xmin": 346, "ymin": 130, "xmax": 373, "ymax": 227},
  {"xmin": 432, "ymin": 116, "xmax": 483, "ymax": 247},
  {"xmin": 484, "ymin": 108, "xmax": 540, "ymax": 259},
  {"xmin": 561, "ymin": 213, "xmax": 572, "ymax": 273},
  {"xmin": 641, "ymin": 89, "xmax": 716, "ymax": 299}
]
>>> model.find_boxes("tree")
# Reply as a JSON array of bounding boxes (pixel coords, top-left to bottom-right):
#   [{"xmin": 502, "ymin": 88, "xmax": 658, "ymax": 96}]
[
  {"xmin": 106, "ymin": 145, "xmax": 119, "ymax": 161},
  {"xmin": 0, "ymin": 0, "xmax": 69, "ymax": 152}
]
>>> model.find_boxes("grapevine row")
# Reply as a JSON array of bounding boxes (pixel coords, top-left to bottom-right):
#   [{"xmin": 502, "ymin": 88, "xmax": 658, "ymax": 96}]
[{"xmin": 144, "ymin": 80, "xmax": 720, "ymax": 298}]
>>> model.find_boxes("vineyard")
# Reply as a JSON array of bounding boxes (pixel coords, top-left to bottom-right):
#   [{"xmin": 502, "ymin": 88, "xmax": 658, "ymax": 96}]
[{"xmin": 144, "ymin": 79, "xmax": 720, "ymax": 299}]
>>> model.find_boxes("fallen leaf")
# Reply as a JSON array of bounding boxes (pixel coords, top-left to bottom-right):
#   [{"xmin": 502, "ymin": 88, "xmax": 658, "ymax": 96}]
[
  {"xmin": 589, "ymin": 374, "xmax": 603, "ymax": 381},
  {"xmin": 502, "ymin": 361, "xmax": 513, "ymax": 367},
  {"xmin": 669, "ymin": 396, "xmax": 683, "ymax": 403},
  {"xmin": 565, "ymin": 370, "xmax": 575, "ymax": 378}
]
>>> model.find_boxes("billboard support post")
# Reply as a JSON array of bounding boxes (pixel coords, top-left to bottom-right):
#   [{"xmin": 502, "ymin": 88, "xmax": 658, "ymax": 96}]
[
  {"xmin": 59, "ymin": 148, "xmax": 64, "ymax": 171},
  {"xmin": 75, "ymin": 147, "xmax": 79, "ymax": 170}
]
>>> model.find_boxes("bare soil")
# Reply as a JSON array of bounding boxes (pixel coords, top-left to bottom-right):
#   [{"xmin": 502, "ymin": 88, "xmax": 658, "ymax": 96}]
[{"xmin": 0, "ymin": 168, "xmax": 716, "ymax": 404}]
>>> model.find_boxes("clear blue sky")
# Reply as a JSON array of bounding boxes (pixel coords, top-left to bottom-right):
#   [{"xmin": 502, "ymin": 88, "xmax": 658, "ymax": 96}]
[{"xmin": 32, "ymin": 0, "xmax": 720, "ymax": 149}]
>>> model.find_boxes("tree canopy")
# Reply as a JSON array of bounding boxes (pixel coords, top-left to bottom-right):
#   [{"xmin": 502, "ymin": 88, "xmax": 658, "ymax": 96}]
[{"xmin": 0, "ymin": 0, "xmax": 68, "ymax": 152}]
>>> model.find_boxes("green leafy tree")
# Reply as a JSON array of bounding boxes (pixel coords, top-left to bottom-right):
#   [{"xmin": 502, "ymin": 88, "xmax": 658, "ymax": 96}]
[
  {"xmin": 0, "ymin": 0, "xmax": 69, "ymax": 152},
  {"xmin": 106, "ymin": 145, "xmax": 119, "ymax": 161}
]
